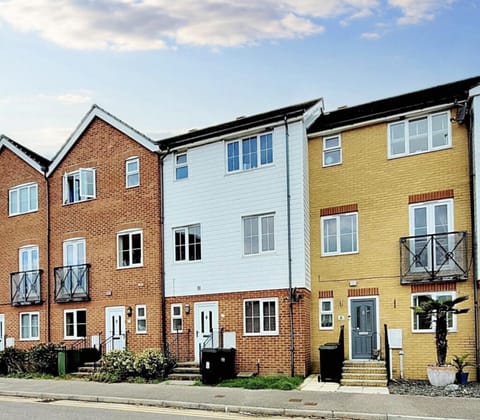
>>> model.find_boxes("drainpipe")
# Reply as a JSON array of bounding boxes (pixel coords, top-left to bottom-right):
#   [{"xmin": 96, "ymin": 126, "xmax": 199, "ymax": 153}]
[
  {"xmin": 43, "ymin": 169, "xmax": 51, "ymax": 343},
  {"xmin": 284, "ymin": 116, "xmax": 295, "ymax": 377},
  {"xmin": 158, "ymin": 149, "xmax": 169, "ymax": 355},
  {"xmin": 467, "ymin": 93, "xmax": 480, "ymax": 380}
]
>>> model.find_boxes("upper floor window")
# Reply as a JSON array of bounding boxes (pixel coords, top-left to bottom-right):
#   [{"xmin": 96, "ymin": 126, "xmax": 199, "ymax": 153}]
[
  {"xmin": 126, "ymin": 158, "xmax": 140, "ymax": 188},
  {"xmin": 174, "ymin": 224, "xmax": 201, "ymax": 262},
  {"xmin": 9, "ymin": 183, "xmax": 38, "ymax": 216},
  {"xmin": 244, "ymin": 298, "xmax": 278, "ymax": 335},
  {"xmin": 388, "ymin": 112, "xmax": 450, "ymax": 158},
  {"xmin": 321, "ymin": 212, "xmax": 358, "ymax": 256},
  {"xmin": 63, "ymin": 168, "xmax": 96, "ymax": 204},
  {"xmin": 243, "ymin": 214, "xmax": 275, "ymax": 255},
  {"xmin": 323, "ymin": 135, "xmax": 342, "ymax": 167},
  {"xmin": 412, "ymin": 292, "xmax": 456, "ymax": 332},
  {"xmin": 117, "ymin": 229, "xmax": 143, "ymax": 268},
  {"xmin": 226, "ymin": 133, "xmax": 273, "ymax": 173},
  {"xmin": 175, "ymin": 153, "xmax": 188, "ymax": 180}
]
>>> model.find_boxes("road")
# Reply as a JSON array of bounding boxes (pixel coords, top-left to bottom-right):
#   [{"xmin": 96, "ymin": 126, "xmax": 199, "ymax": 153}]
[{"xmin": 0, "ymin": 396, "xmax": 300, "ymax": 420}]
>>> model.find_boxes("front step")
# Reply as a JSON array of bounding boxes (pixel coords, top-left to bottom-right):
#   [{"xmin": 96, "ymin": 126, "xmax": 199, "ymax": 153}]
[
  {"xmin": 70, "ymin": 360, "xmax": 101, "ymax": 379},
  {"xmin": 340, "ymin": 361, "xmax": 388, "ymax": 387},
  {"xmin": 167, "ymin": 361, "xmax": 201, "ymax": 381}
]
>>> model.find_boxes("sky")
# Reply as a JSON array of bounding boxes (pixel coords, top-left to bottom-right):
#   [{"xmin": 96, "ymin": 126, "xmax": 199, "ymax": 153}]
[{"xmin": 0, "ymin": 0, "xmax": 479, "ymax": 159}]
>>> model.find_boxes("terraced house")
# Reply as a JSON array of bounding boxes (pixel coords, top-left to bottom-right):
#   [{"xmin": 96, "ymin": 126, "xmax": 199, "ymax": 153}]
[{"xmin": 308, "ymin": 76, "xmax": 480, "ymax": 383}]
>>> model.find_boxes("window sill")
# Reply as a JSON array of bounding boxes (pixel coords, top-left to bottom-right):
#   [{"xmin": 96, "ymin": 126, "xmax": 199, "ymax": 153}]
[
  {"xmin": 388, "ymin": 145, "xmax": 452, "ymax": 160},
  {"xmin": 320, "ymin": 327, "xmax": 334, "ymax": 331},
  {"xmin": 243, "ymin": 332, "xmax": 279, "ymax": 337},
  {"xmin": 242, "ymin": 251, "xmax": 276, "ymax": 258},
  {"xmin": 412, "ymin": 329, "xmax": 457, "ymax": 334},
  {"xmin": 225, "ymin": 163, "xmax": 275, "ymax": 176},
  {"xmin": 322, "ymin": 162, "xmax": 342, "ymax": 168},
  {"xmin": 126, "ymin": 184, "xmax": 140, "ymax": 189},
  {"xmin": 321, "ymin": 251, "xmax": 359, "ymax": 257},
  {"xmin": 136, "ymin": 331, "xmax": 148, "ymax": 335},
  {"xmin": 117, "ymin": 264, "xmax": 144, "ymax": 270},
  {"xmin": 9, "ymin": 209, "xmax": 39, "ymax": 217},
  {"xmin": 19, "ymin": 338, "xmax": 40, "ymax": 341},
  {"xmin": 63, "ymin": 198, "xmax": 96, "ymax": 206}
]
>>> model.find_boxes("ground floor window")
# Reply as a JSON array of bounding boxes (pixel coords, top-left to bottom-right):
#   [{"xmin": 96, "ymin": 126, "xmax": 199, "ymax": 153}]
[
  {"xmin": 319, "ymin": 298, "xmax": 334, "ymax": 330},
  {"xmin": 244, "ymin": 298, "xmax": 278, "ymax": 335},
  {"xmin": 136, "ymin": 305, "xmax": 147, "ymax": 334},
  {"xmin": 171, "ymin": 304, "xmax": 183, "ymax": 333},
  {"xmin": 64, "ymin": 309, "xmax": 87, "ymax": 339},
  {"xmin": 412, "ymin": 292, "xmax": 456, "ymax": 332},
  {"xmin": 20, "ymin": 312, "xmax": 39, "ymax": 340}
]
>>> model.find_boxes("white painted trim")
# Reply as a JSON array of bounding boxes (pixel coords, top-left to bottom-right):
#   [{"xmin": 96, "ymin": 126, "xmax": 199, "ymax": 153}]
[
  {"xmin": 411, "ymin": 291, "xmax": 458, "ymax": 333},
  {"xmin": 64, "ymin": 308, "xmax": 87, "ymax": 340},
  {"xmin": 243, "ymin": 297, "xmax": 279, "ymax": 336},
  {"xmin": 321, "ymin": 212, "xmax": 359, "ymax": 256},
  {"xmin": 166, "ymin": 117, "xmax": 303, "ymax": 153},
  {"xmin": 0, "ymin": 136, "xmax": 46, "ymax": 174},
  {"xmin": 348, "ymin": 295, "xmax": 380, "ymax": 360},
  {"xmin": 319, "ymin": 298, "xmax": 334, "ymax": 330},
  {"xmin": 136, "ymin": 304, "xmax": 147, "ymax": 334},
  {"xmin": 309, "ymin": 103, "xmax": 455, "ymax": 138},
  {"xmin": 48, "ymin": 105, "xmax": 157, "ymax": 176},
  {"xmin": 19, "ymin": 311, "xmax": 40, "ymax": 341},
  {"xmin": 116, "ymin": 229, "xmax": 144, "ymax": 269},
  {"xmin": 322, "ymin": 134, "xmax": 342, "ymax": 167}
]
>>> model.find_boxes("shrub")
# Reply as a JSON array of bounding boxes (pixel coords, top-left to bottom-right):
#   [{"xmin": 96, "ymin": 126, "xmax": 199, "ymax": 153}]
[
  {"xmin": 98, "ymin": 350, "xmax": 136, "ymax": 381},
  {"xmin": 1, "ymin": 347, "xmax": 27, "ymax": 374},
  {"xmin": 134, "ymin": 349, "xmax": 165, "ymax": 380},
  {"xmin": 27, "ymin": 343, "xmax": 58, "ymax": 375}
]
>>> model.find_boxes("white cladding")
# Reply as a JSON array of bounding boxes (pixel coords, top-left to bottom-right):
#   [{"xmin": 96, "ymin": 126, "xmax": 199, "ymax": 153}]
[
  {"xmin": 163, "ymin": 120, "xmax": 311, "ymax": 297},
  {"xmin": 471, "ymin": 85, "xmax": 480, "ymax": 285}
]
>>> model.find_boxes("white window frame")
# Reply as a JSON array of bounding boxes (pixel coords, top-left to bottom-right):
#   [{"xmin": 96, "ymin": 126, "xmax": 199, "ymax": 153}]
[
  {"xmin": 64, "ymin": 309, "xmax": 87, "ymax": 339},
  {"xmin": 136, "ymin": 305, "xmax": 147, "ymax": 334},
  {"xmin": 126, "ymin": 157, "xmax": 140, "ymax": 188},
  {"xmin": 63, "ymin": 168, "xmax": 96, "ymax": 204},
  {"xmin": 9, "ymin": 182, "xmax": 38, "ymax": 216},
  {"xmin": 243, "ymin": 298, "xmax": 278, "ymax": 336},
  {"xmin": 388, "ymin": 111, "xmax": 451, "ymax": 159},
  {"xmin": 175, "ymin": 153, "xmax": 188, "ymax": 180},
  {"xmin": 323, "ymin": 135, "xmax": 342, "ymax": 167},
  {"xmin": 171, "ymin": 304, "xmax": 183, "ymax": 333},
  {"xmin": 117, "ymin": 229, "xmax": 143, "ymax": 269},
  {"xmin": 226, "ymin": 132, "xmax": 273, "ymax": 173},
  {"xmin": 412, "ymin": 292, "xmax": 457, "ymax": 333},
  {"xmin": 173, "ymin": 224, "xmax": 201, "ymax": 262},
  {"xmin": 321, "ymin": 212, "xmax": 358, "ymax": 256},
  {"xmin": 242, "ymin": 213, "xmax": 275, "ymax": 256},
  {"xmin": 20, "ymin": 311, "xmax": 39, "ymax": 340},
  {"xmin": 319, "ymin": 298, "xmax": 334, "ymax": 330}
]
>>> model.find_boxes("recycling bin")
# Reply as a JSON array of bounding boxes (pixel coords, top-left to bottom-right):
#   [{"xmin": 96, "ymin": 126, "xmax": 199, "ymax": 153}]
[
  {"xmin": 201, "ymin": 348, "xmax": 236, "ymax": 384},
  {"xmin": 319, "ymin": 343, "xmax": 343, "ymax": 382}
]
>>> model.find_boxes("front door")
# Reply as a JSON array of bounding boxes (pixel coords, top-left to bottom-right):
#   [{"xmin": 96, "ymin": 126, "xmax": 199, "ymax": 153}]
[
  {"xmin": 0, "ymin": 315, "xmax": 4, "ymax": 351},
  {"xmin": 194, "ymin": 301, "xmax": 219, "ymax": 363},
  {"xmin": 105, "ymin": 306, "xmax": 126, "ymax": 352},
  {"xmin": 351, "ymin": 298, "xmax": 377, "ymax": 359}
]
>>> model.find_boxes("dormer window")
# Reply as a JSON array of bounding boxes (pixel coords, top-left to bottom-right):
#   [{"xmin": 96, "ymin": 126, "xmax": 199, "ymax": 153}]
[{"xmin": 63, "ymin": 168, "xmax": 96, "ymax": 204}]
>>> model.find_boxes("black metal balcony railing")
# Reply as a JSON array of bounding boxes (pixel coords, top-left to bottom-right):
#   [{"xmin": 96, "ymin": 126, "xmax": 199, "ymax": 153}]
[
  {"xmin": 10, "ymin": 270, "xmax": 42, "ymax": 306},
  {"xmin": 400, "ymin": 231, "xmax": 468, "ymax": 284},
  {"xmin": 54, "ymin": 264, "xmax": 90, "ymax": 302}
]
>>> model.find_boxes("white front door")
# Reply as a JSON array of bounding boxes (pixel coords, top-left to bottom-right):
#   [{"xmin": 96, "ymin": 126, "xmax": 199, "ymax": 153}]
[
  {"xmin": 194, "ymin": 301, "xmax": 219, "ymax": 363},
  {"xmin": 105, "ymin": 306, "xmax": 126, "ymax": 352},
  {"xmin": 0, "ymin": 315, "xmax": 4, "ymax": 351}
]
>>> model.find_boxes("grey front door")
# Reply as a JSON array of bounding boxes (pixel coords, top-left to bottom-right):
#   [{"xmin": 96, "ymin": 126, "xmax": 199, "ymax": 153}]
[{"xmin": 351, "ymin": 299, "xmax": 376, "ymax": 359}]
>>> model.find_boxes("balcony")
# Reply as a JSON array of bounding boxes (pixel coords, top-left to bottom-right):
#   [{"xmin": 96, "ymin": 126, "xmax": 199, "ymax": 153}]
[
  {"xmin": 10, "ymin": 270, "xmax": 42, "ymax": 306},
  {"xmin": 400, "ymin": 231, "xmax": 468, "ymax": 284},
  {"xmin": 54, "ymin": 264, "xmax": 90, "ymax": 302}
]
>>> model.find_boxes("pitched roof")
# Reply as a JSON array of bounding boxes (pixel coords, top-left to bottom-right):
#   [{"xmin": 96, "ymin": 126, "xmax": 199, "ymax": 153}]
[
  {"xmin": 47, "ymin": 105, "xmax": 158, "ymax": 176},
  {"xmin": 0, "ymin": 135, "xmax": 50, "ymax": 173},
  {"xmin": 157, "ymin": 99, "xmax": 322, "ymax": 150},
  {"xmin": 308, "ymin": 76, "xmax": 480, "ymax": 134}
]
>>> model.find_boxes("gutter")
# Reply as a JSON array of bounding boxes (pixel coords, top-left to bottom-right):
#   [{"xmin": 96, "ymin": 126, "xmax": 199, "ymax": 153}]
[
  {"xmin": 158, "ymin": 149, "xmax": 169, "ymax": 355},
  {"xmin": 284, "ymin": 115, "xmax": 295, "ymax": 377},
  {"xmin": 43, "ymin": 168, "xmax": 51, "ymax": 343}
]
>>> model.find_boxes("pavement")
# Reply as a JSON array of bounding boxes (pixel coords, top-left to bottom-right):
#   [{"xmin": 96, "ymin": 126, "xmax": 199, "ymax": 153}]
[{"xmin": 0, "ymin": 375, "xmax": 478, "ymax": 420}]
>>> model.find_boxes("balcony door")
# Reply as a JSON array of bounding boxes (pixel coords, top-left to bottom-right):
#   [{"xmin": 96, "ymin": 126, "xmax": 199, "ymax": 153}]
[
  {"xmin": 19, "ymin": 246, "xmax": 39, "ymax": 301},
  {"xmin": 409, "ymin": 199, "xmax": 453, "ymax": 270},
  {"xmin": 63, "ymin": 239, "xmax": 86, "ymax": 294}
]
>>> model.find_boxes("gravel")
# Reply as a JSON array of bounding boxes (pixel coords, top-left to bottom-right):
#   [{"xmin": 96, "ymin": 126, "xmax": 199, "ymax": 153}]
[{"xmin": 388, "ymin": 379, "xmax": 480, "ymax": 398}]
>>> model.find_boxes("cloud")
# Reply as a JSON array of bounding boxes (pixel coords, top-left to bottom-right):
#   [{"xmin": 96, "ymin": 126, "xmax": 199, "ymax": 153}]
[
  {"xmin": 361, "ymin": 32, "xmax": 381, "ymax": 39},
  {"xmin": 0, "ymin": 0, "xmax": 438, "ymax": 51},
  {"xmin": 389, "ymin": 0, "xmax": 457, "ymax": 24}
]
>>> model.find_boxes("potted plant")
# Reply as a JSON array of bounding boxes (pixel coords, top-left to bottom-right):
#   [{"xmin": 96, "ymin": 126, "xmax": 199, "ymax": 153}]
[
  {"xmin": 451, "ymin": 354, "xmax": 473, "ymax": 385},
  {"xmin": 413, "ymin": 295, "xmax": 469, "ymax": 386}
]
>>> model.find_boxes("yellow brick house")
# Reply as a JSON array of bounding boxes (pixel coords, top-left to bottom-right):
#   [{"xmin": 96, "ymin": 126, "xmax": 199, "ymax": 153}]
[{"xmin": 308, "ymin": 77, "xmax": 480, "ymax": 382}]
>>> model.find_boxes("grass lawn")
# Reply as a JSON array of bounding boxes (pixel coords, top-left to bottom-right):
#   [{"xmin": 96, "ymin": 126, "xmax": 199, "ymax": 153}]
[{"xmin": 217, "ymin": 375, "xmax": 303, "ymax": 390}]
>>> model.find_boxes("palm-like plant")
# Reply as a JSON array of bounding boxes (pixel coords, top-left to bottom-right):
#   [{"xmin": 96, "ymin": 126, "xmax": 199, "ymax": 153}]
[{"xmin": 414, "ymin": 295, "xmax": 469, "ymax": 366}]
